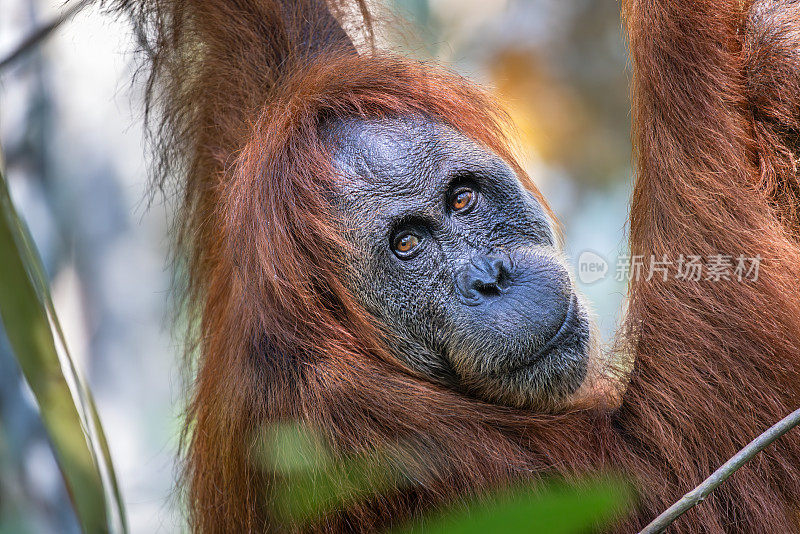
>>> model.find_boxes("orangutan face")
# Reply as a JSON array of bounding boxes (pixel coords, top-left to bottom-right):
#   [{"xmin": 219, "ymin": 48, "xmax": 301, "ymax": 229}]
[{"xmin": 327, "ymin": 117, "xmax": 594, "ymax": 408}]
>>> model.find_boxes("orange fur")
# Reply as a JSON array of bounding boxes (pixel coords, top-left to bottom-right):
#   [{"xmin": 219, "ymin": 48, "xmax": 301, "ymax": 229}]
[{"xmin": 105, "ymin": 0, "xmax": 800, "ymax": 531}]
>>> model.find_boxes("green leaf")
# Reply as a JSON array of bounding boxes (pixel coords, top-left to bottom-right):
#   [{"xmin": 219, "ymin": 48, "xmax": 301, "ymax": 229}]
[
  {"xmin": 260, "ymin": 423, "xmax": 400, "ymax": 524},
  {"xmin": 261, "ymin": 424, "xmax": 631, "ymax": 533},
  {"xmin": 399, "ymin": 476, "xmax": 632, "ymax": 534},
  {"xmin": 0, "ymin": 155, "xmax": 127, "ymax": 533}
]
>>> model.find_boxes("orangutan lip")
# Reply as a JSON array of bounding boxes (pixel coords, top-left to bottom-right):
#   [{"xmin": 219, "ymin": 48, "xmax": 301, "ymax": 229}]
[{"xmin": 512, "ymin": 292, "xmax": 576, "ymax": 370}]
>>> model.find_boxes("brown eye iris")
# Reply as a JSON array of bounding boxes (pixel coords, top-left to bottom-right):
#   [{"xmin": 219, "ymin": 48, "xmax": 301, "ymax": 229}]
[
  {"xmin": 393, "ymin": 232, "xmax": 421, "ymax": 258},
  {"xmin": 451, "ymin": 188, "xmax": 475, "ymax": 212}
]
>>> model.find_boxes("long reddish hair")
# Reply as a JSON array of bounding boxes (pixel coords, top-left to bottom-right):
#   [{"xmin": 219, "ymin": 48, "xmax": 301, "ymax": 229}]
[{"xmin": 108, "ymin": 0, "xmax": 800, "ymax": 531}]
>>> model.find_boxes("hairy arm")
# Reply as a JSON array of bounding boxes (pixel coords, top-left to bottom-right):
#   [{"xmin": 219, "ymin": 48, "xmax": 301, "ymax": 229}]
[{"xmin": 617, "ymin": 0, "xmax": 800, "ymax": 528}]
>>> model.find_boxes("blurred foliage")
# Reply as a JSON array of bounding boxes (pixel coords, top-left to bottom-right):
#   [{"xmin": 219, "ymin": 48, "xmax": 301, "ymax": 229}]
[
  {"xmin": 400, "ymin": 477, "xmax": 631, "ymax": 534},
  {"xmin": 0, "ymin": 157, "xmax": 126, "ymax": 533},
  {"xmin": 259, "ymin": 423, "xmax": 401, "ymax": 525},
  {"xmin": 261, "ymin": 423, "xmax": 631, "ymax": 533}
]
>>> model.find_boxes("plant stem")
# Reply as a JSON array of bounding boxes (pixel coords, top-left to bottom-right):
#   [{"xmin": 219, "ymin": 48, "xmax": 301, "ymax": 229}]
[{"xmin": 639, "ymin": 407, "xmax": 800, "ymax": 534}]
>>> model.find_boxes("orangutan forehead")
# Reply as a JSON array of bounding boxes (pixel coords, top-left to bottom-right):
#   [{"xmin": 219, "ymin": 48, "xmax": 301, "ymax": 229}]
[{"xmin": 325, "ymin": 117, "xmax": 512, "ymax": 198}]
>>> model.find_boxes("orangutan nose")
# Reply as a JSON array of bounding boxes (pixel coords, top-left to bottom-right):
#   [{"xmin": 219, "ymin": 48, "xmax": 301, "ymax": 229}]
[{"xmin": 456, "ymin": 253, "xmax": 512, "ymax": 305}]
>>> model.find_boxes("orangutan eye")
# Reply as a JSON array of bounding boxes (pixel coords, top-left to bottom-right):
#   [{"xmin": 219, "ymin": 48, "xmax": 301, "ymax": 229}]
[
  {"xmin": 392, "ymin": 231, "xmax": 422, "ymax": 259},
  {"xmin": 450, "ymin": 187, "xmax": 477, "ymax": 213}
]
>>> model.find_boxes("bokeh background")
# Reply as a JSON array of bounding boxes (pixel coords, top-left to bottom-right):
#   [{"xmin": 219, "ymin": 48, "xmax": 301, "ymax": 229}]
[{"xmin": 0, "ymin": 1, "xmax": 631, "ymax": 532}]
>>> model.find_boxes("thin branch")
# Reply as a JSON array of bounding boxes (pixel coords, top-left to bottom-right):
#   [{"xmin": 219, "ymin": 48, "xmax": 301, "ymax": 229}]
[
  {"xmin": 639, "ymin": 406, "xmax": 800, "ymax": 534},
  {"xmin": 0, "ymin": 0, "xmax": 92, "ymax": 72}
]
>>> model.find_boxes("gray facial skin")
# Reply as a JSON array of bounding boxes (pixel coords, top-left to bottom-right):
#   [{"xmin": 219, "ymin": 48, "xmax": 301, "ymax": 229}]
[{"xmin": 326, "ymin": 117, "xmax": 593, "ymax": 408}]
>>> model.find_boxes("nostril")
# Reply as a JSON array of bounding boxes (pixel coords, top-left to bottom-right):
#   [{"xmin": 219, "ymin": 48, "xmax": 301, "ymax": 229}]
[
  {"xmin": 457, "ymin": 253, "xmax": 514, "ymax": 304},
  {"xmin": 490, "ymin": 257, "xmax": 512, "ymax": 291},
  {"xmin": 472, "ymin": 279, "xmax": 502, "ymax": 297}
]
